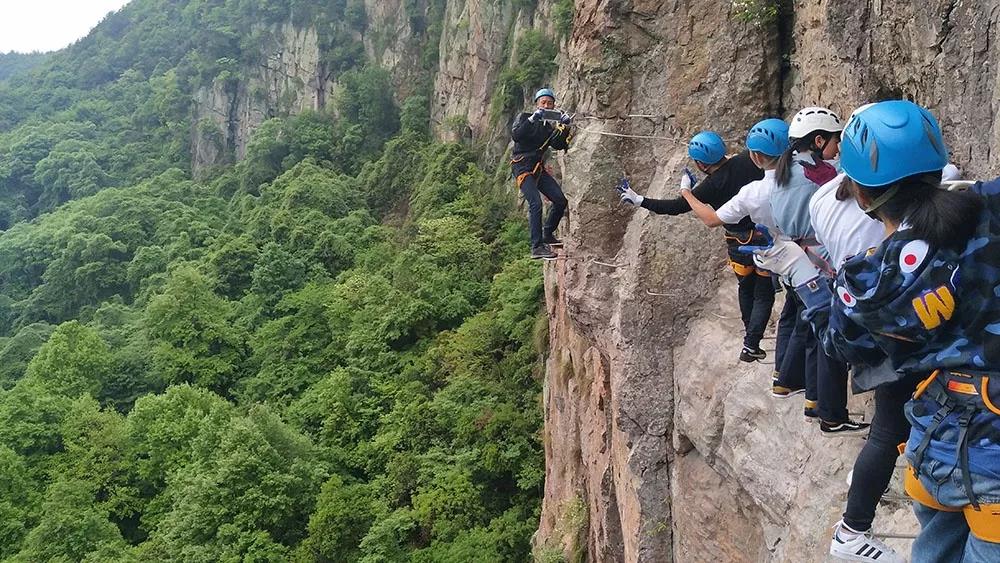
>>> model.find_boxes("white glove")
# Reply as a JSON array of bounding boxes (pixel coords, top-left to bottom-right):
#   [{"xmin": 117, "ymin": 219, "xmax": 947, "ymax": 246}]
[
  {"xmin": 620, "ymin": 186, "xmax": 644, "ymax": 206},
  {"xmin": 942, "ymin": 163, "xmax": 960, "ymax": 181},
  {"xmin": 751, "ymin": 238, "xmax": 820, "ymax": 287},
  {"xmin": 679, "ymin": 173, "xmax": 692, "ymax": 192},
  {"xmin": 528, "ymin": 108, "xmax": 545, "ymax": 122}
]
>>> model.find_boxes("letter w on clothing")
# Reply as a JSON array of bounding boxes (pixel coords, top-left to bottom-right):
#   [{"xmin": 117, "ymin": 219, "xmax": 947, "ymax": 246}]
[{"xmin": 912, "ymin": 285, "xmax": 956, "ymax": 330}]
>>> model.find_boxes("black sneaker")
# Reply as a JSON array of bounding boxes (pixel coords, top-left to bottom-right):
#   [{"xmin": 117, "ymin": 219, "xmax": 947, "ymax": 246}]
[
  {"xmin": 542, "ymin": 232, "xmax": 563, "ymax": 246},
  {"xmin": 820, "ymin": 419, "xmax": 870, "ymax": 436},
  {"xmin": 739, "ymin": 346, "xmax": 766, "ymax": 362},
  {"xmin": 531, "ymin": 243, "xmax": 558, "ymax": 260}
]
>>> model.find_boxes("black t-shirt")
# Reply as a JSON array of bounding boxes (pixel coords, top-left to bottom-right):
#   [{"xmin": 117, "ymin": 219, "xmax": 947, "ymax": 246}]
[{"xmin": 640, "ymin": 151, "xmax": 763, "ymax": 231}]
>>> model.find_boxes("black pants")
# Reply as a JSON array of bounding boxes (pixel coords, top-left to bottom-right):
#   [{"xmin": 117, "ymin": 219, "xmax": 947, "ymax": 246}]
[
  {"xmin": 812, "ymin": 339, "xmax": 849, "ymax": 422},
  {"xmin": 736, "ymin": 271, "xmax": 775, "ymax": 350},
  {"xmin": 520, "ymin": 172, "xmax": 567, "ymax": 248},
  {"xmin": 775, "ymin": 291, "xmax": 850, "ymax": 420},
  {"xmin": 774, "ymin": 286, "xmax": 798, "ymax": 375},
  {"xmin": 775, "ymin": 291, "xmax": 808, "ymax": 389},
  {"xmin": 842, "ymin": 373, "xmax": 924, "ymax": 531}
]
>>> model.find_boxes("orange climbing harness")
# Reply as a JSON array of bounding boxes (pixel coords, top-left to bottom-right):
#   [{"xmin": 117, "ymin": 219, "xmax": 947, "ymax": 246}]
[
  {"xmin": 900, "ymin": 369, "xmax": 1000, "ymax": 542},
  {"xmin": 512, "ymin": 158, "xmax": 543, "ymax": 189},
  {"xmin": 902, "ymin": 461, "xmax": 1000, "ymax": 542},
  {"xmin": 724, "ymin": 230, "xmax": 770, "ymax": 277}
]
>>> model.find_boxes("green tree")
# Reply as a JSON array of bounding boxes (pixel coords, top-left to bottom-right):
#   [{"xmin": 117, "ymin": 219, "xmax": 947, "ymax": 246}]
[
  {"xmin": 336, "ymin": 66, "xmax": 400, "ymax": 168},
  {"xmin": 32, "ymin": 139, "xmax": 111, "ymax": 209},
  {"xmin": 12, "ymin": 480, "xmax": 128, "ymax": 562},
  {"xmin": 142, "ymin": 407, "xmax": 325, "ymax": 557},
  {"xmin": 144, "ymin": 266, "xmax": 245, "ymax": 393},
  {"xmin": 25, "ymin": 320, "xmax": 112, "ymax": 398},
  {"xmin": 0, "ymin": 322, "xmax": 54, "ymax": 389},
  {"xmin": 297, "ymin": 475, "xmax": 379, "ymax": 562},
  {"xmin": 0, "ymin": 446, "xmax": 36, "ymax": 558}
]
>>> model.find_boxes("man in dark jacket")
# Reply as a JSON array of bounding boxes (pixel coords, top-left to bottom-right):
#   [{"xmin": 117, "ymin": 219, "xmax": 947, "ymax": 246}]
[{"xmin": 511, "ymin": 88, "xmax": 572, "ymax": 260}]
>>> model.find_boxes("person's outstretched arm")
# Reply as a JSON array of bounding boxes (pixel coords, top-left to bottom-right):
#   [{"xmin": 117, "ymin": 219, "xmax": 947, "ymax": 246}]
[{"xmin": 680, "ymin": 189, "xmax": 723, "ymax": 227}]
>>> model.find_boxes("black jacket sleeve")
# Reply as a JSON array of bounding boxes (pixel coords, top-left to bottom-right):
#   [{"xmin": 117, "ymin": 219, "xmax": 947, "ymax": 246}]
[
  {"xmin": 511, "ymin": 113, "xmax": 540, "ymax": 143},
  {"xmin": 639, "ymin": 173, "xmax": 724, "ymax": 215},
  {"xmin": 640, "ymin": 195, "xmax": 690, "ymax": 215}
]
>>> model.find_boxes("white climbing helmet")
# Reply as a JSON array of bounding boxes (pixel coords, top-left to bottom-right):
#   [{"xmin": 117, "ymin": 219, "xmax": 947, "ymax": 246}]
[{"xmin": 789, "ymin": 106, "xmax": 844, "ymax": 140}]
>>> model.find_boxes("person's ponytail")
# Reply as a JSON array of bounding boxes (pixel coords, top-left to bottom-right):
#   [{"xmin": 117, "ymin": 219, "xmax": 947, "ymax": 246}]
[
  {"xmin": 775, "ymin": 136, "xmax": 820, "ymax": 187},
  {"xmin": 852, "ymin": 171, "xmax": 984, "ymax": 249}
]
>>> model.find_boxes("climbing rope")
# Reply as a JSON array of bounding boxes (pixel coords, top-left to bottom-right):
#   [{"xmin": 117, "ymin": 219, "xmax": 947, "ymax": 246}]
[
  {"xmin": 578, "ymin": 114, "xmax": 667, "ymax": 120},
  {"xmin": 570, "ymin": 113, "xmax": 743, "ymax": 145},
  {"xmin": 574, "ymin": 127, "xmax": 692, "ymax": 143}
]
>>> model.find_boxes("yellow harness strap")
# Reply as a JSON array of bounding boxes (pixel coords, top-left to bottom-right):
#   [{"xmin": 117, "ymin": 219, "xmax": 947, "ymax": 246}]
[
  {"xmin": 903, "ymin": 464, "xmax": 960, "ymax": 512},
  {"xmin": 729, "ymin": 260, "xmax": 753, "ymax": 277},
  {"xmin": 903, "ymin": 460, "xmax": 1000, "ymax": 542},
  {"xmin": 912, "ymin": 369, "xmax": 941, "ymax": 400},
  {"xmin": 514, "ymin": 161, "xmax": 544, "ymax": 189},
  {"xmin": 965, "ymin": 504, "xmax": 1000, "ymax": 543}
]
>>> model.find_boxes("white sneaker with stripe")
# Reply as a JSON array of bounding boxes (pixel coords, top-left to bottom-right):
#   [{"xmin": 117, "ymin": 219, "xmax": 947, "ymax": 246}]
[{"xmin": 829, "ymin": 520, "xmax": 906, "ymax": 562}]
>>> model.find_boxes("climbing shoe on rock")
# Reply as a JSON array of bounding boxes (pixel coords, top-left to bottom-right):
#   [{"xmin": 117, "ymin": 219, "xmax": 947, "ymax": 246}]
[
  {"xmin": 820, "ymin": 419, "xmax": 870, "ymax": 436},
  {"xmin": 531, "ymin": 244, "xmax": 558, "ymax": 260},
  {"xmin": 739, "ymin": 346, "xmax": 766, "ymax": 362},
  {"xmin": 542, "ymin": 232, "xmax": 563, "ymax": 246},
  {"xmin": 771, "ymin": 379, "xmax": 805, "ymax": 398},
  {"xmin": 829, "ymin": 521, "xmax": 905, "ymax": 563}
]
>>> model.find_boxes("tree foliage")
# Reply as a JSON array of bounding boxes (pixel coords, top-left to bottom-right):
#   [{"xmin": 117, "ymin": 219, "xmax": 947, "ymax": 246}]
[{"xmin": 0, "ymin": 0, "xmax": 546, "ymax": 559}]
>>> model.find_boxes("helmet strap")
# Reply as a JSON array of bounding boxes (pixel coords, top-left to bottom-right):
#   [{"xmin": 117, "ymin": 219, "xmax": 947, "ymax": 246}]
[
  {"xmin": 863, "ymin": 183, "xmax": 900, "ymax": 214},
  {"xmin": 817, "ymin": 134, "xmax": 833, "ymax": 155}
]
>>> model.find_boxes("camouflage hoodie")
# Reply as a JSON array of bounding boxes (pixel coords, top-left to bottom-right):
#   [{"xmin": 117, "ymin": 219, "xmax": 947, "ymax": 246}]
[{"xmin": 797, "ymin": 178, "xmax": 1000, "ymax": 386}]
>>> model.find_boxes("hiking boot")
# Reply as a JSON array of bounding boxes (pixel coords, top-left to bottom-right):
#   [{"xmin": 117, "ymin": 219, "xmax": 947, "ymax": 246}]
[
  {"xmin": 542, "ymin": 232, "xmax": 563, "ymax": 246},
  {"xmin": 739, "ymin": 346, "xmax": 766, "ymax": 362},
  {"xmin": 531, "ymin": 244, "xmax": 558, "ymax": 260},
  {"xmin": 820, "ymin": 418, "xmax": 870, "ymax": 436},
  {"xmin": 771, "ymin": 378, "xmax": 805, "ymax": 398},
  {"xmin": 829, "ymin": 521, "xmax": 905, "ymax": 563},
  {"xmin": 804, "ymin": 400, "xmax": 819, "ymax": 422}
]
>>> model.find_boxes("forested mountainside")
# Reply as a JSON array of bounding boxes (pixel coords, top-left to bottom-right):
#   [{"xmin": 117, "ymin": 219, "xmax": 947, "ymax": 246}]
[
  {"xmin": 0, "ymin": 53, "xmax": 50, "ymax": 82},
  {"xmin": 0, "ymin": 0, "xmax": 547, "ymax": 560}
]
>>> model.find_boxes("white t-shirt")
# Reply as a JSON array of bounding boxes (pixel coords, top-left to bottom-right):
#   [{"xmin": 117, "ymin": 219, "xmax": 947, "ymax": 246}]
[
  {"xmin": 716, "ymin": 170, "xmax": 778, "ymax": 232},
  {"xmin": 808, "ymin": 173, "xmax": 886, "ymax": 271}
]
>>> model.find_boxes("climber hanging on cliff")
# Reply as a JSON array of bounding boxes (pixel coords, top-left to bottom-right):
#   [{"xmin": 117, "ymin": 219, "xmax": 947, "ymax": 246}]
[
  {"xmin": 617, "ymin": 130, "xmax": 775, "ymax": 363},
  {"xmin": 748, "ymin": 100, "xmax": 1000, "ymax": 562},
  {"xmin": 511, "ymin": 87, "xmax": 573, "ymax": 260}
]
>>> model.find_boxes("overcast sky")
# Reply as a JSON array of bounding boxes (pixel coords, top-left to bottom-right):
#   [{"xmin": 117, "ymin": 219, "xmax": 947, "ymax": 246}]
[{"xmin": 0, "ymin": 0, "xmax": 132, "ymax": 54}]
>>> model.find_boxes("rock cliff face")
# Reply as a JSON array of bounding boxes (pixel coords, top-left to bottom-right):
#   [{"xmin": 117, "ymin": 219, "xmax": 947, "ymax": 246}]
[
  {"xmin": 189, "ymin": 0, "xmax": 1000, "ymax": 560},
  {"xmin": 530, "ymin": 1, "xmax": 1000, "ymax": 561},
  {"xmin": 191, "ymin": 23, "xmax": 334, "ymax": 175}
]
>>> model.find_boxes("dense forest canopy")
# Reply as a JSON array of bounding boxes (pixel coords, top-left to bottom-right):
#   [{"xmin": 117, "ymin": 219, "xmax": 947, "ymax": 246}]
[{"xmin": 0, "ymin": 0, "xmax": 551, "ymax": 560}]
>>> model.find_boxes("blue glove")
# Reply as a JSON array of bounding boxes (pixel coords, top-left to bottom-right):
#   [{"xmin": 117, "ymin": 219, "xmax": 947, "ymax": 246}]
[
  {"xmin": 615, "ymin": 176, "xmax": 630, "ymax": 194},
  {"xmin": 683, "ymin": 168, "xmax": 698, "ymax": 188},
  {"xmin": 739, "ymin": 225, "xmax": 820, "ymax": 287},
  {"xmin": 529, "ymin": 108, "xmax": 545, "ymax": 122},
  {"xmin": 560, "ymin": 112, "xmax": 573, "ymax": 125},
  {"xmin": 737, "ymin": 224, "xmax": 774, "ymax": 254}
]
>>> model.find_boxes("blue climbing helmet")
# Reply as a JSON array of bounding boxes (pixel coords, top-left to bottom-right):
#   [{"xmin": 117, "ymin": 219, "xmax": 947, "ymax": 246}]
[
  {"xmin": 840, "ymin": 100, "xmax": 948, "ymax": 188},
  {"xmin": 688, "ymin": 131, "xmax": 726, "ymax": 164},
  {"xmin": 746, "ymin": 118, "xmax": 790, "ymax": 157},
  {"xmin": 534, "ymin": 88, "xmax": 556, "ymax": 102}
]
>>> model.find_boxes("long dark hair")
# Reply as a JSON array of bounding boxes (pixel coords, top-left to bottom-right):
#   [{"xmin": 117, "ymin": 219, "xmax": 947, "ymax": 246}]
[
  {"xmin": 848, "ymin": 171, "xmax": 984, "ymax": 249},
  {"xmin": 775, "ymin": 131, "xmax": 837, "ymax": 186}
]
